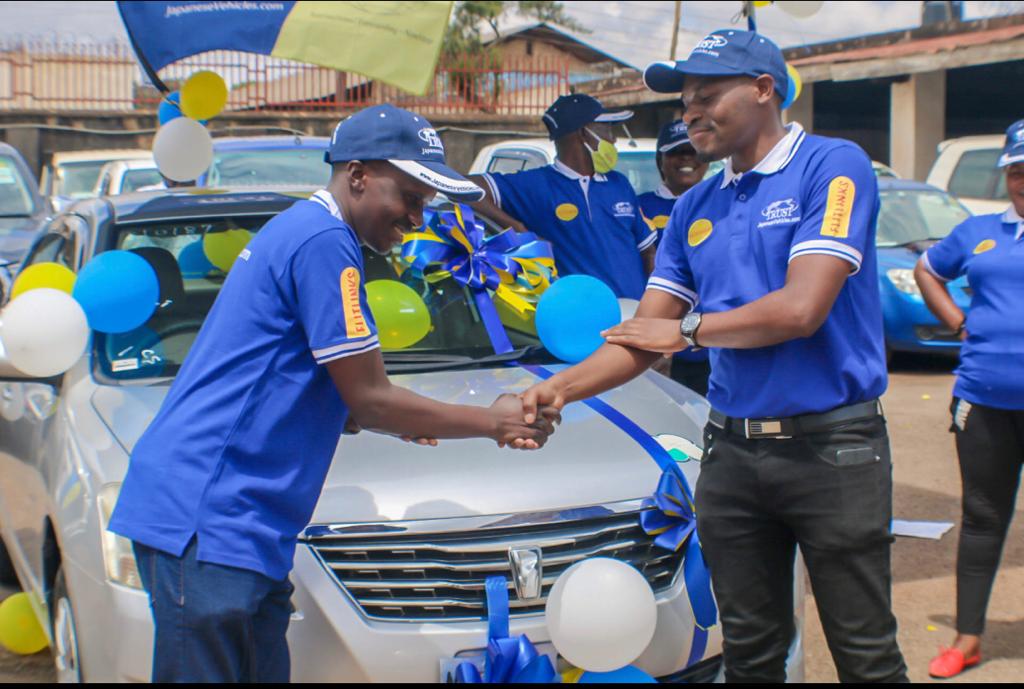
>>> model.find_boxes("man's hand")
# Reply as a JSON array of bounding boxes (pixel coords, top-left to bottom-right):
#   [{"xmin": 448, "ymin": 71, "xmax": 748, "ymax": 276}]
[
  {"xmin": 601, "ymin": 317, "xmax": 686, "ymax": 354},
  {"xmin": 489, "ymin": 393, "xmax": 559, "ymax": 449},
  {"xmin": 519, "ymin": 378, "xmax": 570, "ymax": 426}
]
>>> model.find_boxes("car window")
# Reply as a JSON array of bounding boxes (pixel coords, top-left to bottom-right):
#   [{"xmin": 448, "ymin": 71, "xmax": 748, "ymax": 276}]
[
  {"xmin": 94, "ymin": 204, "xmax": 553, "ymax": 383},
  {"xmin": 121, "ymin": 169, "xmax": 163, "ymax": 194},
  {"xmin": 0, "ymin": 155, "xmax": 38, "ymax": 216},
  {"xmin": 205, "ymin": 149, "xmax": 329, "ymax": 187},
  {"xmin": 947, "ymin": 149, "xmax": 1005, "ymax": 200},
  {"xmin": 486, "ymin": 149, "xmax": 548, "ymax": 174},
  {"xmin": 617, "ymin": 151, "xmax": 661, "ymax": 195},
  {"xmin": 876, "ymin": 189, "xmax": 971, "ymax": 247},
  {"xmin": 58, "ymin": 161, "xmax": 108, "ymax": 198}
]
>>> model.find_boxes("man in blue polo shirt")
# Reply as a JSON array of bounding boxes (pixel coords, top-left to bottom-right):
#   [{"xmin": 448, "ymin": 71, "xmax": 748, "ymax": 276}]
[
  {"xmin": 109, "ymin": 104, "xmax": 558, "ymax": 683},
  {"xmin": 519, "ymin": 31, "xmax": 907, "ymax": 682},
  {"xmin": 468, "ymin": 94, "xmax": 657, "ymax": 299},
  {"xmin": 637, "ymin": 120, "xmax": 712, "ymax": 395}
]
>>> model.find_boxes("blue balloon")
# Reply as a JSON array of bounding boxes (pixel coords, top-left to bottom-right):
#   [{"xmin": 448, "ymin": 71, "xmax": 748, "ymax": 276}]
[
  {"xmin": 536, "ymin": 275, "xmax": 620, "ymax": 363},
  {"xmin": 178, "ymin": 240, "xmax": 215, "ymax": 279},
  {"xmin": 781, "ymin": 76, "xmax": 797, "ymax": 110},
  {"xmin": 579, "ymin": 666, "xmax": 657, "ymax": 683},
  {"xmin": 73, "ymin": 250, "xmax": 159, "ymax": 333},
  {"xmin": 157, "ymin": 91, "xmax": 208, "ymax": 126}
]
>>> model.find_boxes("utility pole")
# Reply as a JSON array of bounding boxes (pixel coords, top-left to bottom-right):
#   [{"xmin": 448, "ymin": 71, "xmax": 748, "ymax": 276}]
[{"xmin": 669, "ymin": 0, "xmax": 682, "ymax": 60}]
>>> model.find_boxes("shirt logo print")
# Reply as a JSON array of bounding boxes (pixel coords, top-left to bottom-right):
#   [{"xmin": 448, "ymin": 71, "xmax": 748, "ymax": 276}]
[
  {"xmin": 973, "ymin": 239, "xmax": 996, "ymax": 254},
  {"xmin": 613, "ymin": 201, "xmax": 634, "ymax": 217},
  {"xmin": 340, "ymin": 267, "xmax": 371, "ymax": 338},
  {"xmin": 758, "ymin": 198, "xmax": 801, "ymax": 228},
  {"xmin": 820, "ymin": 176, "xmax": 855, "ymax": 238},
  {"xmin": 555, "ymin": 203, "xmax": 579, "ymax": 221},
  {"xmin": 688, "ymin": 218, "xmax": 713, "ymax": 246}
]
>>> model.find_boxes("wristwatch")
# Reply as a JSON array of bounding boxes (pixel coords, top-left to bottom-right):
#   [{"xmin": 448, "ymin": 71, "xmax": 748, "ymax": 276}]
[{"xmin": 679, "ymin": 312, "xmax": 702, "ymax": 348}]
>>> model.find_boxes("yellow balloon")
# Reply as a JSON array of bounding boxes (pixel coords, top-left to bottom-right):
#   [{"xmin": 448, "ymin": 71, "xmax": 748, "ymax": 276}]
[
  {"xmin": 0, "ymin": 593, "xmax": 49, "ymax": 655},
  {"xmin": 180, "ymin": 70, "xmax": 228, "ymax": 121},
  {"xmin": 365, "ymin": 280, "xmax": 431, "ymax": 350},
  {"xmin": 203, "ymin": 229, "xmax": 252, "ymax": 272},
  {"xmin": 10, "ymin": 262, "xmax": 76, "ymax": 300},
  {"xmin": 787, "ymin": 63, "xmax": 803, "ymax": 102},
  {"xmin": 753, "ymin": 1, "xmax": 773, "ymax": 7}
]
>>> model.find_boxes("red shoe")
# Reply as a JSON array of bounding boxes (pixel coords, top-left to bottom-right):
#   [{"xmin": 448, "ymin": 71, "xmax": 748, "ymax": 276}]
[{"xmin": 928, "ymin": 646, "xmax": 981, "ymax": 679}]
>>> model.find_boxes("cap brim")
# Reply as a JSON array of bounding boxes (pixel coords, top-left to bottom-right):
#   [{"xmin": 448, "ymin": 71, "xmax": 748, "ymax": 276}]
[
  {"xmin": 658, "ymin": 138, "xmax": 693, "ymax": 153},
  {"xmin": 643, "ymin": 59, "xmax": 749, "ymax": 94},
  {"xmin": 389, "ymin": 160, "xmax": 485, "ymax": 202},
  {"xmin": 998, "ymin": 150, "xmax": 1024, "ymax": 168},
  {"xmin": 595, "ymin": 109, "xmax": 633, "ymax": 123}
]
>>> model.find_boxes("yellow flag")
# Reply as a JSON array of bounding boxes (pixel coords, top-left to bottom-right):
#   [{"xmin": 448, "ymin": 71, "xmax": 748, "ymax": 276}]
[{"xmin": 273, "ymin": 1, "xmax": 454, "ymax": 96}]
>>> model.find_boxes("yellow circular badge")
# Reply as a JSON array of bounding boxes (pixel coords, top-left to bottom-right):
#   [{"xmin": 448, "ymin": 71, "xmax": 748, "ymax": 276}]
[
  {"xmin": 555, "ymin": 203, "xmax": 579, "ymax": 222},
  {"xmin": 652, "ymin": 215, "xmax": 670, "ymax": 229},
  {"xmin": 688, "ymin": 218, "xmax": 713, "ymax": 247},
  {"xmin": 973, "ymin": 239, "xmax": 996, "ymax": 254}
]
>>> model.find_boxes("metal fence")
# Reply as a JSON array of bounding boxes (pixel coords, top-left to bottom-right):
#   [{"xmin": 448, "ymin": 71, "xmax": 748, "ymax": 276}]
[{"xmin": 0, "ymin": 39, "xmax": 571, "ymax": 115}]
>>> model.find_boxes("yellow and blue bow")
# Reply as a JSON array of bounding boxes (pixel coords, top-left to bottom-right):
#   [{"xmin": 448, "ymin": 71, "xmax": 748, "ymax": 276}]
[
  {"xmin": 455, "ymin": 576, "xmax": 556, "ymax": 683},
  {"xmin": 401, "ymin": 205, "xmax": 555, "ymax": 353},
  {"xmin": 640, "ymin": 468, "xmax": 718, "ymax": 631}
]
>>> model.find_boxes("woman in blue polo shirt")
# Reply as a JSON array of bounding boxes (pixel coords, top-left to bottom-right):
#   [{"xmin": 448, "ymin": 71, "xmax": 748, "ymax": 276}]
[{"xmin": 915, "ymin": 118, "xmax": 1024, "ymax": 679}]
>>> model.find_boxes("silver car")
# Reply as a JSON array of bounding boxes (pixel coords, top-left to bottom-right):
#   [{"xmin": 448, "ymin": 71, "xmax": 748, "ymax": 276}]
[{"xmin": 0, "ymin": 188, "xmax": 805, "ymax": 682}]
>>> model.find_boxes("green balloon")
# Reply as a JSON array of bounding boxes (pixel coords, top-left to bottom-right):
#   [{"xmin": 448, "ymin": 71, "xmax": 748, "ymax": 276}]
[{"xmin": 365, "ymin": 280, "xmax": 431, "ymax": 350}]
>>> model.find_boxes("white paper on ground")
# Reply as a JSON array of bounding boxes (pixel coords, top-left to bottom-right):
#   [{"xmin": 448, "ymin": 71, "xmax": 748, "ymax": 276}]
[{"xmin": 891, "ymin": 519, "xmax": 955, "ymax": 540}]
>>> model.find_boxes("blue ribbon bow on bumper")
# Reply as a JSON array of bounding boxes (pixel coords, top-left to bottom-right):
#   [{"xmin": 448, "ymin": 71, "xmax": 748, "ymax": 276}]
[
  {"xmin": 401, "ymin": 205, "xmax": 556, "ymax": 354},
  {"xmin": 455, "ymin": 576, "xmax": 556, "ymax": 683}
]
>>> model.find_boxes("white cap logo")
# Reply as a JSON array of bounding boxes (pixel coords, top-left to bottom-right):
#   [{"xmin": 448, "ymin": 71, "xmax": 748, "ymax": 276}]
[
  {"xmin": 694, "ymin": 34, "xmax": 728, "ymax": 54},
  {"xmin": 418, "ymin": 127, "xmax": 443, "ymax": 150}
]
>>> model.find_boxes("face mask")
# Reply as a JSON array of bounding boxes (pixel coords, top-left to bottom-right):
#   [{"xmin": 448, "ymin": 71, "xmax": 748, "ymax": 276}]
[{"xmin": 583, "ymin": 127, "xmax": 618, "ymax": 174}]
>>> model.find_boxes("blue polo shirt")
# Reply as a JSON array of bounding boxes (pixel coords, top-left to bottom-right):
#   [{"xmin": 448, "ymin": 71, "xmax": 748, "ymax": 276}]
[
  {"xmin": 922, "ymin": 206, "xmax": 1024, "ymax": 410},
  {"xmin": 110, "ymin": 190, "xmax": 379, "ymax": 580},
  {"xmin": 483, "ymin": 161, "xmax": 656, "ymax": 299},
  {"xmin": 648, "ymin": 124, "xmax": 886, "ymax": 419},
  {"xmin": 638, "ymin": 184, "xmax": 678, "ymax": 245}
]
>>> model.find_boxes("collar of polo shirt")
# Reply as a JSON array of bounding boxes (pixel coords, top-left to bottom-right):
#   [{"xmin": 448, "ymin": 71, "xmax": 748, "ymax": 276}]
[
  {"xmin": 553, "ymin": 158, "xmax": 608, "ymax": 183},
  {"xmin": 655, "ymin": 183, "xmax": 677, "ymax": 200},
  {"xmin": 720, "ymin": 122, "xmax": 806, "ymax": 189},
  {"xmin": 311, "ymin": 189, "xmax": 344, "ymax": 221},
  {"xmin": 1003, "ymin": 204, "xmax": 1023, "ymax": 240}
]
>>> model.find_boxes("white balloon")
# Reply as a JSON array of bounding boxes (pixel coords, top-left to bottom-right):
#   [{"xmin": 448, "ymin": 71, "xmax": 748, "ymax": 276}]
[
  {"xmin": 775, "ymin": 0, "xmax": 824, "ymax": 18},
  {"xmin": 0, "ymin": 289, "xmax": 89, "ymax": 377},
  {"xmin": 618, "ymin": 298, "xmax": 640, "ymax": 322},
  {"xmin": 545, "ymin": 558, "xmax": 657, "ymax": 672},
  {"xmin": 152, "ymin": 117, "xmax": 213, "ymax": 182}
]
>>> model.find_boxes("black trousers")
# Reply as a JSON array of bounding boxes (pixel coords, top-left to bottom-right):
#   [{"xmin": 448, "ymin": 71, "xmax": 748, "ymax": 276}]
[
  {"xmin": 695, "ymin": 416, "xmax": 908, "ymax": 683},
  {"xmin": 670, "ymin": 358, "xmax": 711, "ymax": 398},
  {"xmin": 950, "ymin": 398, "xmax": 1024, "ymax": 636}
]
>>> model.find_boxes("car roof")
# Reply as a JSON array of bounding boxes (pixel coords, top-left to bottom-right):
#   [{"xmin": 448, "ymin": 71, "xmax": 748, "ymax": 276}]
[
  {"xmin": 50, "ymin": 149, "xmax": 152, "ymax": 164},
  {"xmin": 102, "ymin": 187, "xmax": 318, "ymax": 223},
  {"xmin": 482, "ymin": 137, "xmax": 658, "ymax": 154},
  {"xmin": 211, "ymin": 135, "xmax": 329, "ymax": 151},
  {"xmin": 877, "ymin": 178, "xmax": 947, "ymax": 193},
  {"xmin": 936, "ymin": 134, "xmax": 1003, "ymax": 153}
]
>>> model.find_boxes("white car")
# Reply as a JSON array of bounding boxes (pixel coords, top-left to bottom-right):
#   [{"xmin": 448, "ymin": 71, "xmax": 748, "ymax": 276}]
[
  {"xmin": 40, "ymin": 149, "xmax": 153, "ymax": 213},
  {"xmin": 91, "ymin": 159, "xmax": 162, "ymax": 197},
  {"xmin": 926, "ymin": 135, "xmax": 1008, "ymax": 215}
]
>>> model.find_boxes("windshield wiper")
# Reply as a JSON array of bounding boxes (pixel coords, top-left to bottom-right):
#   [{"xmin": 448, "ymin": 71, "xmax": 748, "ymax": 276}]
[
  {"xmin": 0, "ymin": 213, "xmax": 31, "ymax": 218},
  {"xmin": 383, "ymin": 345, "xmax": 549, "ymax": 373}
]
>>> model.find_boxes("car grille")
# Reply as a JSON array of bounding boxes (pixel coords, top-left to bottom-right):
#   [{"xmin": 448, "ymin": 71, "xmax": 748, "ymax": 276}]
[{"xmin": 305, "ymin": 509, "xmax": 683, "ymax": 622}]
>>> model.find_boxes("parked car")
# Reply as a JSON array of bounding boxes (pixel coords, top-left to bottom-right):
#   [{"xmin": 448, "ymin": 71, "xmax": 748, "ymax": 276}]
[
  {"xmin": 197, "ymin": 136, "xmax": 330, "ymax": 187},
  {"xmin": 0, "ymin": 188, "xmax": 806, "ymax": 683},
  {"xmin": 875, "ymin": 178, "xmax": 973, "ymax": 359},
  {"xmin": 91, "ymin": 159, "xmax": 161, "ymax": 197},
  {"xmin": 41, "ymin": 149, "xmax": 153, "ymax": 214},
  {"xmin": 0, "ymin": 142, "xmax": 49, "ymax": 274},
  {"xmin": 926, "ymin": 134, "xmax": 1007, "ymax": 215}
]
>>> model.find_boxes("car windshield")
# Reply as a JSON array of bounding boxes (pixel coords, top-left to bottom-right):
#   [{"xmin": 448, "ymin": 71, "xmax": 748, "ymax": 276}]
[
  {"xmin": 121, "ymin": 168, "xmax": 162, "ymax": 194},
  {"xmin": 617, "ymin": 150, "xmax": 724, "ymax": 195},
  {"xmin": 0, "ymin": 155, "xmax": 37, "ymax": 218},
  {"xmin": 876, "ymin": 189, "xmax": 971, "ymax": 247},
  {"xmin": 95, "ymin": 202, "xmax": 555, "ymax": 383},
  {"xmin": 58, "ymin": 161, "xmax": 108, "ymax": 198},
  {"xmin": 205, "ymin": 148, "xmax": 330, "ymax": 187}
]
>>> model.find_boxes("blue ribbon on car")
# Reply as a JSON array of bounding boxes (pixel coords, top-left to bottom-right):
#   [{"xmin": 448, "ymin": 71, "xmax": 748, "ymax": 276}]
[{"xmin": 455, "ymin": 576, "xmax": 556, "ymax": 683}]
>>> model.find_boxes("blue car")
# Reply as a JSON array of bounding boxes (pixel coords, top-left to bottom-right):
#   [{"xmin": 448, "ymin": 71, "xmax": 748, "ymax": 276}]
[
  {"xmin": 0, "ymin": 142, "xmax": 48, "ymax": 266},
  {"xmin": 875, "ymin": 179, "xmax": 972, "ymax": 359},
  {"xmin": 197, "ymin": 135, "xmax": 330, "ymax": 188}
]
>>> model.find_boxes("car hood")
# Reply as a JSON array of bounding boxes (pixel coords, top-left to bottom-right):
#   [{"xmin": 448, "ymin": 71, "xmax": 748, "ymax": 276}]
[
  {"xmin": 877, "ymin": 245, "xmax": 921, "ymax": 270},
  {"xmin": 90, "ymin": 366, "xmax": 709, "ymax": 523}
]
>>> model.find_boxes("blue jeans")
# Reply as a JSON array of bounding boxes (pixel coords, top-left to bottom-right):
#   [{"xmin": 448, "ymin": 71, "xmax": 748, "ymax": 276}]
[{"xmin": 133, "ymin": 538, "xmax": 293, "ymax": 683}]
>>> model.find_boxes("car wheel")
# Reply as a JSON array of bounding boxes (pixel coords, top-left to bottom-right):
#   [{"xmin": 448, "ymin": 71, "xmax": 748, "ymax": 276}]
[
  {"xmin": 51, "ymin": 568, "xmax": 82, "ymax": 683},
  {"xmin": 0, "ymin": 539, "xmax": 17, "ymax": 587}
]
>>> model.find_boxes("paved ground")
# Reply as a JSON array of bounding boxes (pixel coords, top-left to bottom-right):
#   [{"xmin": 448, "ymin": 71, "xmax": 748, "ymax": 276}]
[{"xmin": 1, "ymin": 357, "xmax": 1021, "ymax": 682}]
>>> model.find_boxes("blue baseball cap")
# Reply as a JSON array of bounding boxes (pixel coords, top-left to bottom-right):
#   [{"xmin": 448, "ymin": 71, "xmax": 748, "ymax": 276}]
[
  {"xmin": 998, "ymin": 118, "xmax": 1024, "ymax": 168},
  {"xmin": 657, "ymin": 120, "xmax": 693, "ymax": 153},
  {"xmin": 325, "ymin": 104, "xmax": 484, "ymax": 202},
  {"xmin": 643, "ymin": 29, "xmax": 788, "ymax": 102},
  {"xmin": 542, "ymin": 94, "xmax": 633, "ymax": 141}
]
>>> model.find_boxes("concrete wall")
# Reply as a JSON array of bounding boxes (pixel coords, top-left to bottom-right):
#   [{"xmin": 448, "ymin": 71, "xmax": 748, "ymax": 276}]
[
  {"xmin": 0, "ymin": 110, "xmax": 547, "ymax": 182},
  {"xmin": 890, "ymin": 69, "xmax": 946, "ymax": 180}
]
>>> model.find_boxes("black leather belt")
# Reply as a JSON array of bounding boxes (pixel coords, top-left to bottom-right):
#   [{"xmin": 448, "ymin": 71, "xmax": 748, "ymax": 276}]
[{"xmin": 707, "ymin": 400, "xmax": 883, "ymax": 439}]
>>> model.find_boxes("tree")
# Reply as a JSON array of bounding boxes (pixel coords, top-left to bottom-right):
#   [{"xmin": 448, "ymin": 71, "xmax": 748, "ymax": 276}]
[{"xmin": 442, "ymin": 1, "xmax": 587, "ymax": 58}]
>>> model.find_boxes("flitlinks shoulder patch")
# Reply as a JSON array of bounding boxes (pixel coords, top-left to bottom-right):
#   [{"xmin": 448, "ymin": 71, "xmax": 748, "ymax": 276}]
[
  {"xmin": 340, "ymin": 266, "xmax": 370, "ymax": 338},
  {"xmin": 820, "ymin": 176, "xmax": 855, "ymax": 238}
]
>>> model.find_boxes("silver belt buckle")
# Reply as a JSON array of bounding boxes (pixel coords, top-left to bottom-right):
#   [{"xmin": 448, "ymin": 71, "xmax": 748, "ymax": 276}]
[{"xmin": 744, "ymin": 418, "xmax": 786, "ymax": 439}]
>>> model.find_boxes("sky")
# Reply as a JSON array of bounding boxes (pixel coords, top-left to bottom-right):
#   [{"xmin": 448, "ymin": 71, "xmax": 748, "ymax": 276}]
[{"xmin": 0, "ymin": 1, "xmax": 1021, "ymax": 71}]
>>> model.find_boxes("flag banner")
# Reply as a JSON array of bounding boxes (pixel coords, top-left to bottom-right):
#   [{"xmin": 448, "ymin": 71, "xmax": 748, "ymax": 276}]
[{"xmin": 117, "ymin": 1, "xmax": 453, "ymax": 95}]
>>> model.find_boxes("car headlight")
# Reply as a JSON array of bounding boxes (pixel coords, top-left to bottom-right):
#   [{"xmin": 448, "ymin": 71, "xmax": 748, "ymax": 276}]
[
  {"xmin": 886, "ymin": 268, "xmax": 921, "ymax": 296},
  {"xmin": 97, "ymin": 483, "xmax": 142, "ymax": 589}
]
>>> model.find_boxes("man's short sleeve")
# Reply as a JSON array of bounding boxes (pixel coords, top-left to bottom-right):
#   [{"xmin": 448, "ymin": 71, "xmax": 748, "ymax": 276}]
[
  {"xmin": 482, "ymin": 171, "xmax": 535, "ymax": 223},
  {"xmin": 788, "ymin": 143, "xmax": 878, "ymax": 274},
  {"xmin": 288, "ymin": 230, "xmax": 379, "ymax": 364},
  {"xmin": 921, "ymin": 219, "xmax": 972, "ymax": 281},
  {"xmin": 646, "ymin": 202, "xmax": 698, "ymax": 307}
]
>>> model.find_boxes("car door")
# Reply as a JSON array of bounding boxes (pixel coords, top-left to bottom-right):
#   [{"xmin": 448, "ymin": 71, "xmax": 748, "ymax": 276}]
[{"xmin": 0, "ymin": 217, "xmax": 82, "ymax": 590}]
